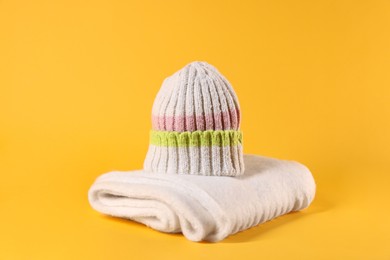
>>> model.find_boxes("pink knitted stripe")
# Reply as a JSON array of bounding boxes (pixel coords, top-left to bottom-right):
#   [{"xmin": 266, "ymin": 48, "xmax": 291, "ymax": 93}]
[{"xmin": 152, "ymin": 109, "xmax": 240, "ymax": 131}]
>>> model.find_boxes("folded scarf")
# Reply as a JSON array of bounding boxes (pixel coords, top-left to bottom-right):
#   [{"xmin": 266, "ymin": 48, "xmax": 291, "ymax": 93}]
[{"xmin": 88, "ymin": 155, "xmax": 316, "ymax": 242}]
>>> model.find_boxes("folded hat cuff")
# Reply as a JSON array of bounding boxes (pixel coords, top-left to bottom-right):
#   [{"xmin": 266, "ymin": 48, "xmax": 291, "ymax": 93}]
[{"xmin": 143, "ymin": 130, "xmax": 245, "ymax": 176}]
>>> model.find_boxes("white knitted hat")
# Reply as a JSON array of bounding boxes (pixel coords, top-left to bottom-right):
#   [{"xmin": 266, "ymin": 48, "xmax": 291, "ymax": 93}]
[{"xmin": 144, "ymin": 61, "xmax": 244, "ymax": 176}]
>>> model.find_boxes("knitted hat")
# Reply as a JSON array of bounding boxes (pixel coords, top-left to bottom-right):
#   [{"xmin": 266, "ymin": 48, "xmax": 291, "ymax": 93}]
[{"xmin": 144, "ymin": 61, "xmax": 244, "ymax": 176}]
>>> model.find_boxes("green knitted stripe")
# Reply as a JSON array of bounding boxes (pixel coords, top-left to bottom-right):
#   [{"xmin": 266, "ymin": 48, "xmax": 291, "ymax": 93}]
[{"xmin": 150, "ymin": 130, "xmax": 243, "ymax": 147}]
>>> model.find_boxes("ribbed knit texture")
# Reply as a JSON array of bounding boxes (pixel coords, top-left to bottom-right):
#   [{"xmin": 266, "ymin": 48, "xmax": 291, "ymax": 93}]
[{"xmin": 144, "ymin": 61, "xmax": 245, "ymax": 176}]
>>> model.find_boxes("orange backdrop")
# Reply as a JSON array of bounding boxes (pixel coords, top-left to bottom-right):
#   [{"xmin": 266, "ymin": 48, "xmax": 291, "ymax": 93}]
[{"xmin": 1, "ymin": 0, "xmax": 389, "ymax": 259}]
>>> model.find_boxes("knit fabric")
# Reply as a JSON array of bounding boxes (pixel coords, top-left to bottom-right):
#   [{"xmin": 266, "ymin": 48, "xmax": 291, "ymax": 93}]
[
  {"xmin": 144, "ymin": 61, "xmax": 245, "ymax": 176},
  {"xmin": 89, "ymin": 155, "xmax": 316, "ymax": 242}
]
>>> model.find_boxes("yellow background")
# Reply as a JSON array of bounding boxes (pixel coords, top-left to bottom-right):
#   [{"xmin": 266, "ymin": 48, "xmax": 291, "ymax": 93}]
[{"xmin": 1, "ymin": 0, "xmax": 389, "ymax": 259}]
